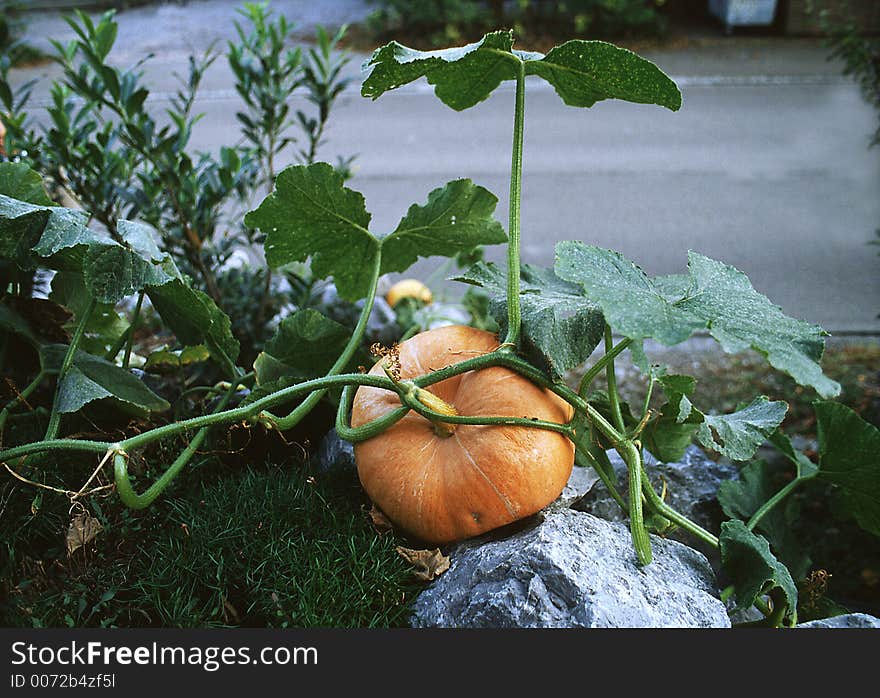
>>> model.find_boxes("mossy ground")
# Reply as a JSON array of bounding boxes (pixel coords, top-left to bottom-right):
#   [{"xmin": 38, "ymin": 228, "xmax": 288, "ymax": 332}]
[{"xmin": 0, "ymin": 453, "xmax": 422, "ymax": 628}]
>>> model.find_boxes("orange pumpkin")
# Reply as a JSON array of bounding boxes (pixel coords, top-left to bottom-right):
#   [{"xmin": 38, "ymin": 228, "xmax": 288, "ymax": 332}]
[{"xmin": 351, "ymin": 325, "xmax": 575, "ymax": 544}]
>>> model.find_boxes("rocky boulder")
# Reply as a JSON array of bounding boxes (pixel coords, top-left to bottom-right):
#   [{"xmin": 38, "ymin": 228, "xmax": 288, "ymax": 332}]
[
  {"xmin": 411, "ymin": 508, "xmax": 730, "ymax": 628},
  {"xmin": 797, "ymin": 613, "xmax": 880, "ymax": 629}
]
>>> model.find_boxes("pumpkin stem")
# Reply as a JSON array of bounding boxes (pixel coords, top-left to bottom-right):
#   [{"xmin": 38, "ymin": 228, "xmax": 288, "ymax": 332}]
[{"xmin": 413, "ymin": 387, "xmax": 459, "ymax": 437}]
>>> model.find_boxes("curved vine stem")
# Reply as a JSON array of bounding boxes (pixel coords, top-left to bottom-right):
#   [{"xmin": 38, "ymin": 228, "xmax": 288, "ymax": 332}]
[
  {"xmin": 262, "ymin": 249, "xmax": 383, "ymax": 432},
  {"xmin": 0, "ymin": 370, "xmax": 46, "ymax": 437},
  {"xmin": 113, "ymin": 376, "xmax": 241, "ymax": 509}
]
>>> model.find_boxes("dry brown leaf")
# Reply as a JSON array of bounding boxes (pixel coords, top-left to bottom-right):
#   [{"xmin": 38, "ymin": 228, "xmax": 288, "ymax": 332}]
[
  {"xmin": 66, "ymin": 513, "xmax": 103, "ymax": 556},
  {"xmin": 396, "ymin": 546, "xmax": 450, "ymax": 582},
  {"xmin": 368, "ymin": 504, "xmax": 394, "ymax": 535}
]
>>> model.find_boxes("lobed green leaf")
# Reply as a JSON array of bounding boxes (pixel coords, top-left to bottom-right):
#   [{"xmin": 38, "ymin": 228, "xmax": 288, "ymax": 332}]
[
  {"xmin": 555, "ymin": 242, "xmax": 840, "ymax": 398},
  {"xmin": 362, "ymin": 31, "xmax": 681, "ymax": 112},
  {"xmin": 40, "ymin": 344, "xmax": 170, "ymax": 416},
  {"xmin": 454, "ymin": 261, "xmax": 604, "ymax": 375},
  {"xmin": 717, "ymin": 460, "xmax": 811, "ymax": 580},
  {"xmin": 719, "ymin": 519, "xmax": 798, "ymax": 615},
  {"xmin": 815, "ymin": 401, "xmax": 880, "ymax": 536},
  {"xmin": 696, "ymin": 397, "xmax": 788, "ymax": 462}
]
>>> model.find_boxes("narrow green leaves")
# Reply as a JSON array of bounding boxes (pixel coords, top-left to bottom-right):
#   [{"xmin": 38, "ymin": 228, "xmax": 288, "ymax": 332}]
[
  {"xmin": 815, "ymin": 401, "xmax": 880, "ymax": 536},
  {"xmin": 246, "ymin": 164, "xmax": 506, "ymax": 301},
  {"xmin": 719, "ymin": 519, "xmax": 798, "ymax": 615},
  {"xmin": 362, "ymin": 31, "xmax": 681, "ymax": 113},
  {"xmin": 555, "ymin": 242, "xmax": 840, "ymax": 398},
  {"xmin": 454, "ymin": 261, "xmax": 604, "ymax": 375}
]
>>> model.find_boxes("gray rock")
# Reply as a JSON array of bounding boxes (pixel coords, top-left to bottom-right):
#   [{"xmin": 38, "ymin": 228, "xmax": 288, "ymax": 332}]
[
  {"xmin": 575, "ymin": 445, "xmax": 736, "ymax": 555},
  {"xmin": 797, "ymin": 613, "xmax": 880, "ymax": 629},
  {"xmin": 547, "ymin": 465, "xmax": 601, "ymax": 511},
  {"xmin": 317, "ymin": 282, "xmax": 400, "ymax": 347},
  {"xmin": 412, "ymin": 509, "xmax": 730, "ymax": 628},
  {"xmin": 316, "ymin": 428, "xmax": 356, "ymax": 473}
]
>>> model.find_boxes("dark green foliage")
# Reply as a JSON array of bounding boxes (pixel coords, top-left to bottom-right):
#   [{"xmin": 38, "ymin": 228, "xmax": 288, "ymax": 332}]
[
  {"xmin": 816, "ymin": 3, "xmax": 880, "ymax": 146},
  {"xmin": 1, "ymin": 465, "xmax": 418, "ymax": 628},
  {"xmin": 366, "ymin": 0, "xmax": 666, "ymax": 47}
]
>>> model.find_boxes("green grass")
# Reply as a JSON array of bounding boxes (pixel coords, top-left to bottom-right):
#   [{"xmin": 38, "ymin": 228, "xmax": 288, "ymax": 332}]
[{"xmin": 1, "ymin": 462, "xmax": 420, "ymax": 628}]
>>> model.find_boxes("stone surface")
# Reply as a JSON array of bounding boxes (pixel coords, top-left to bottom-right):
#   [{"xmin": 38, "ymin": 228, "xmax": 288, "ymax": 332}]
[
  {"xmin": 797, "ymin": 613, "xmax": 880, "ymax": 629},
  {"xmin": 575, "ymin": 445, "xmax": 736, "ymax": 555},
  {"xmin": 317, "ymin": 282, "xmax": 400, "ymax": 347},
  {"xmin": 548, "ymin": 466, "xmax": 601, "ymax": 511},
  {"xmin": 316, "ymin": 428, "xmax": 356, "ymax": 474},
  {"xmin": 411, "ymin": 508, "xmax": 730, "ymax": 628}
]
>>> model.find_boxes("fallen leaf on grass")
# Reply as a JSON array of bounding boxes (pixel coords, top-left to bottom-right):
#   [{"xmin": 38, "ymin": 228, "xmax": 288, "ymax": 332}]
[
  {"xmin": 66, "ymin": 513, "xmax": 103, "ymax": 555},
  {"xmin": 368, "ymin": 504, "xmax": 394, "ymax": 534},
  {"xmin": 396, "ymin": 546, "xmax": 450, "ymax": 581}
]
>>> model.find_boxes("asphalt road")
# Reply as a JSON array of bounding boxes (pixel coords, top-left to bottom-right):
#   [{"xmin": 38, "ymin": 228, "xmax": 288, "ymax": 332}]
[{"xmin": 11, "ymin": 2, "xmax": 880, "ymax": 334}]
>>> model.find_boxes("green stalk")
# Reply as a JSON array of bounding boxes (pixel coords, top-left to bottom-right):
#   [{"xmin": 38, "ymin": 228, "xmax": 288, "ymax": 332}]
[
  {"xmin": 114, "ymin": 378, "xmax": 239, "ymax": 509},
  {"xmin": 575, "ymin": 446, "xmax": 628, "ymax": 512},
  {"xmin": 266, "ymin": 250, "xmax": 383, "ymax": 431},
  {"xmin": 122, "ymin": 290, "xmax": 145, "ymax": 370},
  {"xmin": 43, "ymin": 298, "xmax": 97, "ymax": 441},
  {"xmin": 618, "ymin": 440, "xmax": 652, "ymax": 565},
  {"xmin": 640, "ymin": 467, "xmax": 720, "ymax": 548},
  {"xmin": 0, "ymin": 370, "xmax": 46, "ymax": 435},
  {"xmin": 397, "ymin": 385, "xmax": 575, "ymax": 438},
  {"xmin": 503, "ymin": 61, "xmax": 526, "ymax": 347},
  {"xmin": 603, "ymin": 325, "xmax": 626, "ymax": 434},
  {"xmin": 0, "ymin": 373, "xmax": 395, "ymax": 465},
  {"xmin": 747, "ymin": 478, "xmax": 801, "ymax": 532},
  {"xmin": 578, "ymin": 337, "xmax": 632, "ymax": 397}
]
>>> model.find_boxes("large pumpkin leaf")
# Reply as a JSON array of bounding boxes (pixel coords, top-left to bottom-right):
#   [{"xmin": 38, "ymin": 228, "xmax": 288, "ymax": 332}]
[
  {"xmin": 554, "ymin": 242, "xmax": 840, "ymax": 398},
  {"xmin": 677, "ymin": 253, "xmax": 839, "ymax": 400},
  {"xmin": 454, "ymin": 261, "xmax": 604, "ymax": 375},
  {"xmin": 245, "ymin": 164, "xmax": 507, "ymax": 302},
  {"xmin": 50, "ymin": 271, "xmax": 128, "ymax": 357},
  {"xmin": 362, "ymin": 31, "xmax": 518, "ymax": 111},
  {"xmin": 0, "ymin": 194, "xmax": 103, "ymax": 270},
  {"xmin": 0, "ymin": 163, "xmax": 53, "ymax": 205},
  {"xmin": 717, "ymin": 460, "xmax": 811, "ymax": 580},
  {"xmin": 524, "ymin": 40, "xmax": 682, "ymax": 110},
  {"xmin": 254, "ymin": 309, "xmax": 359, "ymax": 385},
  {"xmin": 40, "ymin": 344, "xmax": 169, "ymax": 416},
  {"xmin": 696, "ymin": 397, "xmax": 788, "ymax": 462},
  {"xmin": 362, "ymin": 30, "xmax": 680, "ymax": 112},
  {"xmin": 719, "ymin": 519, "xmax": 798, "ymax": 615},
  {"xmin": 245, "ymin": 163, "xmax": 376, "ymax": 302},
  {"xmin": 381, "ymin": 179, "xmax": 507, "ymax": 274},
  {"xmin": 555, "ymin": 243, "xmax": 704, "ymax": 345},
  {"xmin": 815, "ymin": 401, "xmax": 880, "ymax": 536},
  {"xmin": 146, "ymin": 279, "xmax": 240, "ymax": 367}
]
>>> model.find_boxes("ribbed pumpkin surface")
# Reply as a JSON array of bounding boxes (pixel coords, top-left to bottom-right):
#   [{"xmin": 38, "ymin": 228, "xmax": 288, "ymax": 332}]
[{"xmin": 352, "ymin": 325, "xmax": 574, "ymax": 544}]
